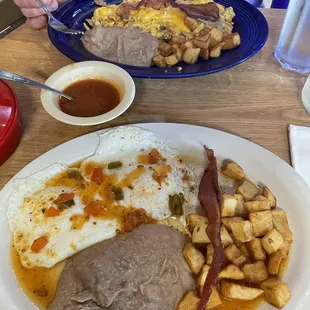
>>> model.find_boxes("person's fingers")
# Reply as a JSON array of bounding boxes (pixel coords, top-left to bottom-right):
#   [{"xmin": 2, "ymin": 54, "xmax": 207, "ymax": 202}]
[
  {"xmin": 13, "ymin": 0, "xmax": 57, "ymax": 9},
  {"xmin": 21, "ymin": 7, "xmax": 46, "ymax": 17},
  {"xmin": 26, "ymin": 16, "xmax": 48, "ymax": 29}
]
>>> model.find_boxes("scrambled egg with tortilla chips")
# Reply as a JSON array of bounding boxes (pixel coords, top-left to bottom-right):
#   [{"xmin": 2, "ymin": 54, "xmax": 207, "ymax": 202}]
[{"xmin": 88, "ymin": 0, "xmax": 235, "ymax": 39}]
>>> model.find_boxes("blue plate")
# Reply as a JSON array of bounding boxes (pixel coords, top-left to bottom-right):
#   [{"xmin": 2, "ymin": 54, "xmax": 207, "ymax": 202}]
[{"xmin": 48, "ymin": 0, "xmax": 268, "ymax": 78}]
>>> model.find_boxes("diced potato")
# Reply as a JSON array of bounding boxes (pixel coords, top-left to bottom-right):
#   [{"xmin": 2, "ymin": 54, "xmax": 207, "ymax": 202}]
[
  {"xmin": 268, "ymin": 250, "xmax": 283, "ymax": 276},
  {"xmin": 260, "ymin": 278, "xmax": 291, "ymax": 308},
  {"xmin": 182, "ymin": 47, "xmax": 201, "ymax": 64},
  {"xmin": 181, "ymin": 40, "xmax": 194, "ymax": 50},
  {"xmin": 219, "ymin": 264, "xmax": 245, "ymax": 280},
  {"xmin": 209, "ymin": 42, "xmax": 225, "ymax": 58},
  {"xmin": 221, "ymin": 281, "xmax": 264, "ymax": 301},
  {"xmin": 245, "ymin": 200, "xmax": 270, "ymax": 212},
  {"xmin": 192, "ymin": 224, "xmax": 210, "ymax": 243},
  {"xmin": 252, "ymin": 195, "xmax": 268, "ymax": 201},
  {"xmin": 221, "ymin": 225, "xmax": 234, "ymax": 247},
  {"xmin": 195, "ymin": 33, "xmax": 211, "ymax": 42},
  {"xmin": 247, "ymin": 238, "xmax": 266, "ymax": 261},
  {"xmin": 183, "ymin": 242, "xmax": 205, "ymax": 274},
  {"xmin": 222, "ymin": 161, "xmax": 245, "ymax": 181},
  {"xmin": 184, "ymin": 16, "xmax": 198, "ymax": 31},
  {"xmin": 153, "ymin": 55, "xmax": 167, "ymax": 68},
  {"xmin": 200, "ymin": 27, "xmax": 210, "ymax": 36},
  {"xmin": 263, "ymin": 186, "xmax": 277, "ymax": 208},
  {"xmin": 243, "ymin": 261, "xmax": 268, "ymax": 283},
  {"xmin": 221, "ymin": 194, "xmax": 237, "ymax": 217},
  {"xmin": 278, "ymin": 239, "xmax": 292, "ymax": 259},
  {"xmin": 238, "ymin": 244, "xmax": 251, "ymax": 262},
  {"xmin": 272, "ymin": 210, "xmax": 292, "ymax": 241},
  {"xmin": 249, "ymin": 211, "xmax": 273, "ymax": 237},
  {"xmin": 222, "ymin": 33, "xmax": 241, "ymax": 50},
  {"xmin": 200, "ymin": 48, "xmax": 209, "ymax": 60},
  {"xmin": 159, "ymin": 42, "xmax": 173, "ymax": 57},
  {"xmin": 229, "ymin": 221, "xmax": 253, "ymax": 242},
  {"xmin": 165, "ymin": 54, "xmax": 179, "ymax": 67},
  {"xmin": 262, "ymin": 229, "xmax": 284, "ymax": 255},
  {"xmin": 177, "ymin": 290, "xmax": 200, "ymax": 310},
  {"xmin": 197, "ymin": 264, "xmax": 210, "ymax": 296},
  {"xmin": 234, "ymin": 194, "xmax": 248, "ymax": 217},
  {"xmin": 172, "ymin": 44, "xmax": 183, "ymax": 61},
  {"xmin": 193, "ymin": 39, "xmax": 210, "ymax": 49},
  {"xmin": 222, "ymin": 217, "xmax": 243, "ymax": 232},
  {"xmin": 237, "ymin": 179, "xmax": 260, "ymax": 201},
  {"xmin": 210, "ymin": 27, "xmax": 223, "ymax": 47},
  {"xmin": 206, "ymin": 287, "xmax": 222, "ymax": 309},
  {"xmin": 186, "ymin": 213, "xmax": 208, "ymax": 233},
  {"xmin": 171, "ymin": 36, "xmax": 186, "ymax": 45},
  {"xmin": 225, "ymin": 244, "xmax": 247, "ymax": 266},
  {"xmin": 206, "ymin": 243, "xmax": 214, "ymax": 265}
]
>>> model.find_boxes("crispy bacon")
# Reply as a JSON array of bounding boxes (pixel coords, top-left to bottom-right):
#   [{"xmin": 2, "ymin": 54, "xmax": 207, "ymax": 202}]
[
  {"xmin": 197, "ymin": 147, "xmax": 224, "ymax": 310},
  {"xmin": 116, "ymin": 0, "xmax": 220, "ymax": 23}
]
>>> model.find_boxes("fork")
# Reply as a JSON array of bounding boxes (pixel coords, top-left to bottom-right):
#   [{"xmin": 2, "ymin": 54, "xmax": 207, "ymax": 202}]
[{"xmin": 35, "ymin": 0, "xmax": 84, "ymax": 35}]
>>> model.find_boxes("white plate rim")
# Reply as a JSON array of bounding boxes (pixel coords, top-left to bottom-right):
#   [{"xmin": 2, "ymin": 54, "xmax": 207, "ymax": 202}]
[{"xmin": 1, "ymin": 122, "xmax": 310, "ymax": 310}]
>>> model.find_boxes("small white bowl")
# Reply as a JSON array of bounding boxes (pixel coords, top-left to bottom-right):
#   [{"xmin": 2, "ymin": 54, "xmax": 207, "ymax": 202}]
[{"xmin": 41, "ymin": 61, "xmax": 135, "ymax": 126}]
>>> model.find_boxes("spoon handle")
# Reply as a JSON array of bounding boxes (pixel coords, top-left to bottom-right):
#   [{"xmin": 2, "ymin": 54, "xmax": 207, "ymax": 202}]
[{"xmin": 0, "ymin": 69, "xmax": 72, "ymax": 100}]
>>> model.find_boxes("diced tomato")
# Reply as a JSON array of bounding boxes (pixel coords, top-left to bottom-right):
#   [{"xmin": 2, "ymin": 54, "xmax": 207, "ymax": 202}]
[
  {"xmin": 148, "ymin": 148, "xmax": 160, "ymax": 164},
  {"xmin": 152, "ymin": 165, "xmax": 172, "ymax": 184},
  {"xmin": 55, "ymin": 193, "xmax": 74, "ymax": 205},
  {"xmin": 30, "ymin": 236, "xmax": 48, "ymax": 253},
  {"xmin": 91, "ymin": 167, "xmax": 104, "ymax": 185},
  {"xmin": 44, "ymin": 206, "xmax": 60, "ymax": 217},
  {"xmin": 70, "ymin": 214, "xmax": 87, "ymax": 230},
  {"xmin": 84, "ymin": 201, "xmax": 105, "ymax": 216},
  {"xmin": 123, "ymin": 209, "xmax": 155, "ymax": 232}
]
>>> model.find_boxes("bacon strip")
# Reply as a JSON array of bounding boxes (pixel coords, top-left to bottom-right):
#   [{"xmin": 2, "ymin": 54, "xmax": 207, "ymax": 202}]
[{"xmin": 197, "ymin": 147, "xmax": 224, "ymax": 310}]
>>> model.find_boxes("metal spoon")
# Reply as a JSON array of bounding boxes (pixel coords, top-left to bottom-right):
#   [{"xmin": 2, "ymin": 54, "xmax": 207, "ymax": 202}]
[{"xmin": 0, "ymin": 69, "xmax": 72, "ymax": 100}]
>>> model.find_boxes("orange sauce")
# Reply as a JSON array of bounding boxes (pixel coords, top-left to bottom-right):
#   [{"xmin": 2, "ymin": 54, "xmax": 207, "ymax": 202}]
[
  {"xmin": 11, "ymin": 245, "xmax": 65, "ymax": 309},
  {"xmin": 59, "ymin": 79, "xmax": 120, "ymax": 117},
  {"xmin": 219, "ymin": 295, "xmax": 266, "ymax": 310}
]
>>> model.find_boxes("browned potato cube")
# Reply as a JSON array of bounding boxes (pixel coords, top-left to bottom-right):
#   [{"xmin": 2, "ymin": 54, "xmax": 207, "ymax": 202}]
[
  {"xmin": 165, "ymin": 54, "xmax": 179, "ymax": 67},
  {"xmin": 219, "ymin": 264, "xmax": 245, "ymax": 280},
  {"xmin": 172, "ymin": 44, "xmax": 183, "ymax": 60},
  {"xmin": 252, "ymin": 195, "xmax": 268, "ymax": 201},
  {"xmin": 247, "ymin": 238, "xmax": 266, "ymax": 261},
  {"xmin": 176, "ymin": 290, "xmax": 200, "ymax": 310},
  {"xmin": 210, "ymin": 27, "xmax": 223, "ymax": 47},
  {"xmin": 197, "ymin": 264, "xmax": 210, "ymax": 296},
  {"xmin": 200, "ymin": 27, "xmax": 210, "ymax": 36},
  {"xmin": 268, "ymin": 250, "xmax": 283, "ymax": 276},
  {"xmin": 262, "ymin": 229, "xmax": 284, "ymax": 255},
  {"xmin": 243, "ymin": 261, "xmax": 268, "ymax": 283},
  {"xmin": 245, "ymin": 200, "xmax": 270, "ymax": 212},
  {"xmin": 192, "ymin": 39, "xmax": 208, "ymax": 49},
  {"xmin": 234, "ymin": 194, "xmax": 248, "ymax": 217},
  {"xmin": 272, "ymin": 210, "xmax": 292, "ymax": 241},
  {"xmin": 183, "ymin": 242, "xmax": 205, "ymax": 274},
  {"xmin": 229, "ymin": 221, "xmax": 253, "ymax": 242},
  {"xmin": 153, "ymin": 55, "xmax": 167, "ymax": 68},
  {"xmin": 186, "ymin": 213, "xmax": 208, "ymax": 233},
  {"xmin": 171, "ymin": 36, "xmax": 186, "ymax": 45},
  {"xmin": 192, "ymin": 224, "xmax": 210, "ymax": 243},
  {"xmin": 206, "ymin": 287, "xmax": 222, "ymax": 309},
  {"xmin": 278, "ymin": 239, "xmax": 292, "ymax": 259},
  {"xmin": 260, "ymin": 278, "xmax": 291, "ymax": 308},
  {"xmin": 182, "ymin": 48, "xmax": 201, "ymax": 64},
  {"xmin": 225, "ymin": 244, "xmax": 247, "ymax": 266},
  {"xmin": 237, "ymin": 179, "xmax": 260, "ymax": 201},
  {"xmin": 221, "ymin": 194, "xmax": 237, "ymax": 217},
  {"xmin": 222, "ymin": 33, "xmax": 241, "ymax": 50},
  {"xmin": 222, "ymin": 161, "xmax": 245, "ymax": 180},
  {"xmin": 159, "ymin": 42, "xmax": 173, "ymax": 57},
  {"xmin": 238, "ymin": 244, "xmax": 251, "ymax": 262},
  {"xmin": 180, "ymin": 40, "xmax": 194, "ymax": 50},
  {"xmin": 249, "ymin": 211, "xmax": 273, "ymax": 237},
  {"xmin": 221, "ymin": 281, "xmax": 264, "ymax": 300},
  {"xmin": 221, "ymin": 225, "xmax": 234, "ymax": 247},
  {"xmin": 206, "ymin": 243, "xmax": 214, "ymax": 265},
  {"xmin": 263, "ymin": 186, "xmax": 277, "ymax": 208},
  {"xmin": 209, "ymin": 42, "xmax": 225, "ymax": 58},
  {"xmin": 200, "ymin": 48, "xmax": 209, "ymax": 60},
  {"xmin": 222, "ymin": 217, "xmax": 244, "ymax": 232},
  {"xmin": 184, "ymin": 16, "xmax": 198, "ymax": 31}
]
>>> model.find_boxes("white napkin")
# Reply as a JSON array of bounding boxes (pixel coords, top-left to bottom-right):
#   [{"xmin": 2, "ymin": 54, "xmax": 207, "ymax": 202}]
[{"xmin": 289, "ymin": 124, "xmax": 310, "ymax": 186}]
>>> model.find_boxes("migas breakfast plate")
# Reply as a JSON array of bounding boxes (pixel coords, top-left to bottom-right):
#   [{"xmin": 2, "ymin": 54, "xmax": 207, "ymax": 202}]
[
  {"xmin": 48, "ymin": 0, "xmax": 268, "ymax": 79},
  {"xmin": 0, "ymin": 123, "xmax": 309, "ymax": 309}
]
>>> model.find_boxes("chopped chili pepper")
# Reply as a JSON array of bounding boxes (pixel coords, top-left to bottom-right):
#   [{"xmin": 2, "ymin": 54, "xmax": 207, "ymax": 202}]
[{"xmin": 30, "ymin": 236, "xmax": 48, "ymax": 253}]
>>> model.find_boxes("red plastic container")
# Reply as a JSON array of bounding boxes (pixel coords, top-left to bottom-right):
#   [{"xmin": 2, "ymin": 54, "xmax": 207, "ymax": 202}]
[{"xmin": 0, "ymin": 80, "xmax": 21, "ymax": 166}]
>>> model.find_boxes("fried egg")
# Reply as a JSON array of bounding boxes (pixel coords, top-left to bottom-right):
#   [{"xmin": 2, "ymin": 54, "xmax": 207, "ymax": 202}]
[{"xmin": 7, "ymin": 126, "xmax": 198, "ymax": 269}]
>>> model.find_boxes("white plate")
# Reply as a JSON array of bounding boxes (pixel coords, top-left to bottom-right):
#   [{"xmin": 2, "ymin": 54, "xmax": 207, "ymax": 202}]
[{"xmin": 1, "ymin": 123, "xmax": 310, "ymax": 309}]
